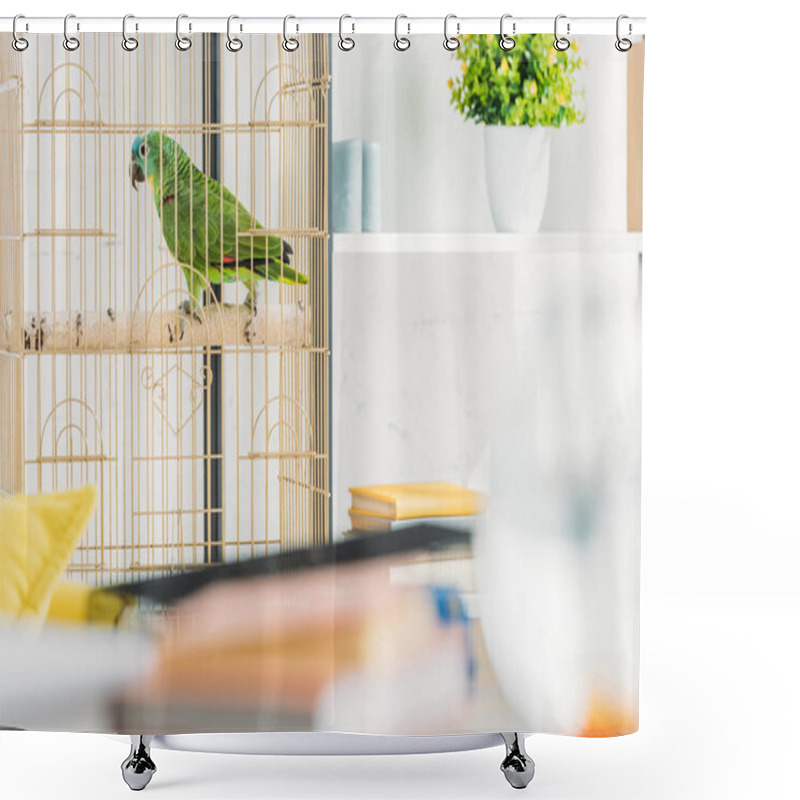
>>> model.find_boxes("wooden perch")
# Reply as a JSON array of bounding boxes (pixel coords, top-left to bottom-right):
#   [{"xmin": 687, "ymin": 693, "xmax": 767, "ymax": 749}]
[{"xmin": 2, "ymin": 303, "xmax": 311, "ymax": 354}]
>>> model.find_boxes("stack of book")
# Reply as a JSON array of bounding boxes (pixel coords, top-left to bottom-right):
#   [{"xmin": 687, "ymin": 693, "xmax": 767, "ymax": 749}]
[{"xmin": 346, "ymin": 481, "xmax": 485, "ymax": 538}]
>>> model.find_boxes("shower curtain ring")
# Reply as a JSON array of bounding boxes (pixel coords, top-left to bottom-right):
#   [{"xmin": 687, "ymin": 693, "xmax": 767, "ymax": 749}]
[
  {"xmin": 443, "ymin": 14, "xmax": 460, "ymax": 51},
  {"xmin": 338, "ymin": 15, "xmax": 355, "ymax": 51},
  {"xmin": 283, "ymin": 16, "xmax": 300, "ymax": 52},
  {"xmin": 394, "ymin": 15, "xmax": 411, "ymax": 51},
  {"xmin": 121, "ymin": 15, "xmax": 139, "ymax": 52},
  {"xmin": 63, "ymin": 14, "xmax": 80, "ymax": 51},
  {"xmin": 615, "ymin": 15, "xmax": 632, "ymax": 52},
  {"xmin": 12, "ymin": 15, "xmax": 29, "ymax": 52},
  {"xmin": 554, "ymin": 14, "xmax": 571, "ymax": 51},
  {"xmin": 175, "ymin": 14, "xmax": 192, "ymax": 51},
  {"xmin": 226, "ymin": 15, "xmax": 243, "ymax": 52},
  {"xmin": 499, "ymin": 14, "xmax": 516, "ymax": 50}
]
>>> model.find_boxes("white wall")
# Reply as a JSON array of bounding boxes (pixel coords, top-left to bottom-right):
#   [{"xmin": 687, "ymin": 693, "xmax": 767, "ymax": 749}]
[
  {"xmin": 332, "ymin": 245, "xmax": 641, "ymax": 538},
  {"xmin": 332, "ymin": 35, "xmax": 628, "ymax": 233}
]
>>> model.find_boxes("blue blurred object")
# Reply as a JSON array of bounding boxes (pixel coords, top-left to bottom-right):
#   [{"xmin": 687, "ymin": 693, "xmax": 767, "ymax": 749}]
[
  {"xmin": 361, "ymin": 141, "xmax": 382, "ymax": 232},
  {"xmin": 568, "ymin": 485, "xmax": 597, "ymax": 544},
  {"xmin": 332, "ymin": 138, "xmax": 363, "ymax": 232},
  {"xmin": 430, "ymin": 585, "xmax": 468, "ymax": 625},
  {"xmin": 430, "ymin": 586, "xmax": 476, "ymax": 688}
]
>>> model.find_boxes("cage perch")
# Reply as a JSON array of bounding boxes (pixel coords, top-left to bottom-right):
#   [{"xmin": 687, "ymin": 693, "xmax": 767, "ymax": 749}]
[{"xmin": 3, "ymin": 302, "xmax": 311, "ymax": 353}]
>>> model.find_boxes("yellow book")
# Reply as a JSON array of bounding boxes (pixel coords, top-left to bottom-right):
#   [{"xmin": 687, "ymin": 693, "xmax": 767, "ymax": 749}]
[
  {"xmin": 348, "ymin": 481, "xmax": 485, "ymax": 521},
  {"xmin": 348, "ymin": 513, "xmax": 395, "ymax": 533},
  {"xmin": 347, "ymin": 513, "xmax": 479, "ymax": 534}
]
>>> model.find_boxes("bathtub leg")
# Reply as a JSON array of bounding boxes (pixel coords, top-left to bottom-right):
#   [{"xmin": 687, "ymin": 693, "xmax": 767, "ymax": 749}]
[
  {"xmin": 500, "ymin": 733, "xmax": 535, "ymax": 789},
  {"xmin": 121, "ymin": 735, "xmax": 157, "ymax": 791}
]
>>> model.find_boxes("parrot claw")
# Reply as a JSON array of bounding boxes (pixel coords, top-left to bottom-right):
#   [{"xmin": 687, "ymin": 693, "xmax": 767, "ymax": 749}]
[
  {"xmin": 165, "ymin": 318, "xmax": 185, "ymax": 344},
  {"xmin": 179, "ymin": 300, "xmax": 203, "ymax": 324},
  {"xmin": 243, "ymin": 293, "xmax": 257, "ymax": 317}
]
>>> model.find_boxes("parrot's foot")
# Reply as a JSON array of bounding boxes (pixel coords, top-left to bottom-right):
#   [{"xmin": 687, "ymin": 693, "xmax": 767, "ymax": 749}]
[
  {"xmin": 500, "ymin": 733, "xmax": 535, "ymax": 790},
  {"xmin": 121, "ymin": 735, "xmax": 156, "ymax": 791},
  {"xmin": 165, "ymin": 316, "xmax": 186, "ymax": 345},
  {"xmin": 243, "ymin": 292, "xmax": 257, "ymax": 316},
  {"xmin": 297, "ymin": 299, "xmax": 305, "ymax": 314},
  {"xmin": 179, "ymin": 299, "xmax": 203, "ymax": 324}
]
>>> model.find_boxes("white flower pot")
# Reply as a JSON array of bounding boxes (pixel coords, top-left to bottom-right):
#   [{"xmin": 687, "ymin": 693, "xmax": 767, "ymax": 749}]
[{"xmin": 483, "ymin": 125, "xmax": 551, "ymax": 233}]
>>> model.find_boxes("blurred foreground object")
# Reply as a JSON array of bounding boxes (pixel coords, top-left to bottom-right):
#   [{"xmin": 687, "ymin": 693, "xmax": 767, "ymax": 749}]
[
  {"xmin": 111, "ymin": 525, "xmax": 476, "ymax": 734},
  {"xmin": 0, "ymin": 620, "xmax": 155, "ymax": 730}
]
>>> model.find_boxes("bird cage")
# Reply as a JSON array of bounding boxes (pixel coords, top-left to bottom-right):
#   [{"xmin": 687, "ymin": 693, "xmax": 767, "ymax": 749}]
[{"xmin": 0, "ymin": 33, "xmax": 330, "ymax": 586}]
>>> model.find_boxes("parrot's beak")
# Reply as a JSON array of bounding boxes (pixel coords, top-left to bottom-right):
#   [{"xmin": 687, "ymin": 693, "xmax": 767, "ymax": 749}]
[{"xmin": 129, "ymin": 154, "xmax": 145, "ymax": 191}]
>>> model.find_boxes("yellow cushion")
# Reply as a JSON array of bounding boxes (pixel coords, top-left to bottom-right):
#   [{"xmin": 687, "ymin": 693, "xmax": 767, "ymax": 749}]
[
  {"xmin": 46, "ymin": 578, "xmax": 129, "ymax": 626},
  {"xmin": 0, "ymin": 486, "xmax": 97, "ymax": 619},
  {"xmin": 46, "ymin": 579, "xmax": 93, "ymax": 623}
]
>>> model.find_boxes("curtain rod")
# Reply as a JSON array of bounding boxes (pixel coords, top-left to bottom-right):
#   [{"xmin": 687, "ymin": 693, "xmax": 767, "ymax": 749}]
[{"xmin": 0, "ymin": 16, "xmax": 646, "ymax": 37}]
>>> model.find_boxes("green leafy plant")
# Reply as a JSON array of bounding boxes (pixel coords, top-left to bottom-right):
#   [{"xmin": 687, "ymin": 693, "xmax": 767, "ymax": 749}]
[{"xmin": 448, "ymin": 34, "xmax": 585, "ymax": 127}]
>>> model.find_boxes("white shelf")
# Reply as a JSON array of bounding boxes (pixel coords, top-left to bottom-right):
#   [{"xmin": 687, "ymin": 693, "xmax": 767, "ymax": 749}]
[{"xmin": 333, "ymin": 232, "xmax": 643, "ymax": 255}]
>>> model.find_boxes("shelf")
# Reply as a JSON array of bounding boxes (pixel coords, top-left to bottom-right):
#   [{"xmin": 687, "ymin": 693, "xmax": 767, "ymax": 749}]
[{"xmin": 333, "ymin": 232, "xmax": 643, "ymax": 255}]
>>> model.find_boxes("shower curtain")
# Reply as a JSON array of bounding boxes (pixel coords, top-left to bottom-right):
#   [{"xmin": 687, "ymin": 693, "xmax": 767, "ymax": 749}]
[{"xmin": 0, "ymin": 28, "xmax": 643, "ymax": 741}]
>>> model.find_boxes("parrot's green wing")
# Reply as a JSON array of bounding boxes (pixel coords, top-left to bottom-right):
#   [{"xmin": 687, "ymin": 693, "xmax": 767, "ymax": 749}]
[{"xmin": 191, "ymin": 174, "xmax": 307, "ymax": 285}]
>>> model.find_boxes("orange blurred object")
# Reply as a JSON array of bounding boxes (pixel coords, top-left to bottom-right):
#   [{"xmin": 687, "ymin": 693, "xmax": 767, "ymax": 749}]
[{"xmin": 580, "ymin": 690, "xmax": 638, "ymax": 738}]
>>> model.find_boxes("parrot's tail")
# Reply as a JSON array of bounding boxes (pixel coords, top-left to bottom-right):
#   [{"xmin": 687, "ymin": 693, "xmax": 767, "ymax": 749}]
[
  {"xmin": 226, "ymin": 239, "xmax": 307, "ymax": 284},
  {"xmin": 273, "ymin": 262, "xmax": 309, "ymax": 285},
  {"xmin": 270, "ymin": 239, "xmax": 308, "ymax": 285},
  {"xmin": 230, "ymin": 258, "xmax": 308, "ymax": 285}
]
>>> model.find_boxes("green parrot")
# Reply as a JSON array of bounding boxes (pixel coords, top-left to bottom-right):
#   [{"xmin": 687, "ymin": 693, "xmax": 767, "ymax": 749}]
[{"xmin": 130, "ymin": 131, "xmax": 307, "ymax": 313}]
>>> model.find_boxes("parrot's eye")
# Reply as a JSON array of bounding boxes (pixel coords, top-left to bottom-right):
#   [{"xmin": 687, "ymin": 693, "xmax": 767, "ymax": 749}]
[{"xmin": 139, "ymin": 143, "xmax": 147, "ymax": 158}]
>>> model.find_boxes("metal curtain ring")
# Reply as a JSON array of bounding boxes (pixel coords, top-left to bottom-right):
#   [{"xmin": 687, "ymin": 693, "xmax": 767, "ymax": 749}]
[
  {"xmin": 121, "ymin": 14, "xmax": 138, "ymax": 51},
  {"xmin": 63, "ymin": 14, "xmax": 80, "ymax": 51},
  {"xmin": 175, "ymin": 14, "xmax": 192, "ymax": 51},
  {"xmin": 394, "ymin": 15, "xmax": 411, "ymax": 51},
  {"xmin": 443, "ymin": 14, "xmax": 460, "ymax": 51},
  {"xmin": 283, "ymin": 15, "xmax": 299, "ymax": 52},
  {"xmin": 12, "ymin": 14, "xmax": 29, "ymax": 52},
  {"xmin": 554, "ymin": 14, "xmax": 571, "ymax": 51},
  {"xmin": 226, "ymin": 15, "xmax": 243, "ymax": 52},
  {"xmin": 338, "ymin": 14, "xmax": 355, "ymax": 51},
  {"xmin": 500, "ymin": 14, "xmax": 516, "ymax": 50},
  {"xmin": 615, "ymin": 15, "xmax": 632, "ymax": 52}
]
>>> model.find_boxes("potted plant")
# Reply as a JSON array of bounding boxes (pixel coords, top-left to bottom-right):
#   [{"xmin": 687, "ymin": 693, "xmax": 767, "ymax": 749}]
[{"xmin": 449, "ymin": 34, "xmax": 585, "ymax": 232}]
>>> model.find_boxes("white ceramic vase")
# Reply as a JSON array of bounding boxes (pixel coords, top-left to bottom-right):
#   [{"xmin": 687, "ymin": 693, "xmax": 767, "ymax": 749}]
[{"xmin": 483, "ymin": 125, "xmax": 551, "ymax": 233}]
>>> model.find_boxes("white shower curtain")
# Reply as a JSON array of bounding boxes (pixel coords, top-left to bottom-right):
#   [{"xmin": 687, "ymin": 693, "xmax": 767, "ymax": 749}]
[{"xmin": 1, "ymin": 27, "xmax": 642, "ymax": 740}]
